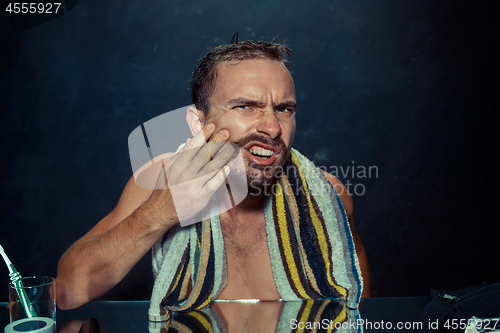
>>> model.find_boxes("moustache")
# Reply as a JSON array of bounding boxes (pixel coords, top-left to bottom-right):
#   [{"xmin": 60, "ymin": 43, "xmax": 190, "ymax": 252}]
[{"xmin": 232, "ymin": 133, "xmax": 288, "ymax": 153}]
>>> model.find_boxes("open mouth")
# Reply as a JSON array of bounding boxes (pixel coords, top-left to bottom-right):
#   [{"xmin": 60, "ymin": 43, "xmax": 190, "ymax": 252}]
[
  {"xmin": 248, "ymin": 146, "xmax": 275, "ymax": 159},
  {"xmin": 242, "ymin": 142, "xmax": 281, "ymax": 166}
]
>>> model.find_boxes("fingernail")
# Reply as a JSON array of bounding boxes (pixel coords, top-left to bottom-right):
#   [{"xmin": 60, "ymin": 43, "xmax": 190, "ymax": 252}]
[
  {"xmin": 206, "ymin": 123, "xmax": 215, "ymax": 130},
  {"xmin": 219, "ymin": 130, "xmax": 229, "ymax": 139}
]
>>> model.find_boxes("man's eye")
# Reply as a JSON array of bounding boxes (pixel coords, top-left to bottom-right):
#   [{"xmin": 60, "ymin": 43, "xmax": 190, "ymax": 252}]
[
  {"xmin": 276, "ymin": 107, "xmax": 291, "ymax": 113},
  {"xmin": 236, "ymin": 105, "xmax": 250, "ymax": 110}
]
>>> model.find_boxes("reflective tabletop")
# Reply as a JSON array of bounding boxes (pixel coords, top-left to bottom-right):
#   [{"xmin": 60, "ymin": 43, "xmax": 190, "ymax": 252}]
[{"xmin": 1, "ymin": 297, "xmax": 430, "ymax": 332}]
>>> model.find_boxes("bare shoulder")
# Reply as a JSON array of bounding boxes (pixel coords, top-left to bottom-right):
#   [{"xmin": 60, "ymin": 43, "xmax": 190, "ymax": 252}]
[{"xmin": 320, "ymin": 170, "xmax": 353, "ymax": 220}]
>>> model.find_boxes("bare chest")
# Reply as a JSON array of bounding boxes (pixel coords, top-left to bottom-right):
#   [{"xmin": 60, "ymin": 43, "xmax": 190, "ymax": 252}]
[
  {"xmin": 216, "ymin": 212, "xmax": 280, "ymax": 300},
  {"xmin": 220, "ymin": 213, "xmax": 267, "ymax": 257}
]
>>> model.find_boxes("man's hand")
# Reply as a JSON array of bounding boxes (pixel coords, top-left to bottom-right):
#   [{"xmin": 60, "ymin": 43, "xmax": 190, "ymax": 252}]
[{"xmin": 140, "ymin": 123, "xmax": 236, "ymax": 226}]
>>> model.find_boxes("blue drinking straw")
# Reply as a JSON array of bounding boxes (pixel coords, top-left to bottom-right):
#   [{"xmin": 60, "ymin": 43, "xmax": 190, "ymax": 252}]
[{"xmin": 0, "ymin": 244, "xmax": 38, "ymax": 318}]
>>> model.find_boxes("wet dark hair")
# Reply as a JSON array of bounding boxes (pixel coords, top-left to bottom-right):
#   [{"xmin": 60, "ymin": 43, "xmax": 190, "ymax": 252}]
[{"xmin": 190, "ymin": 40, "xmax": 292, "ymax": 115}]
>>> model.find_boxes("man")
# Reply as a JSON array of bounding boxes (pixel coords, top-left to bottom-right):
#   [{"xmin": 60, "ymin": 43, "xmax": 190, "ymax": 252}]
[{"xmin": 55, "ymin": 40, "xmax": 371, "ymax": 316}]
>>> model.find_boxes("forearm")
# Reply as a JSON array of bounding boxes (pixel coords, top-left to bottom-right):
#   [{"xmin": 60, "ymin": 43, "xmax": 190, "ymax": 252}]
[{"xmin": 56, "ymin": 205, "xmax": 176, "ymax": 310}]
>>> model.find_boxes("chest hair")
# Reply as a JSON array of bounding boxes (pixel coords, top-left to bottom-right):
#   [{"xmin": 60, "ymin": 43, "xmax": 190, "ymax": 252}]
[{"xmin": 220, "ymin": 215, "xmax": 268, "ymax": 258}]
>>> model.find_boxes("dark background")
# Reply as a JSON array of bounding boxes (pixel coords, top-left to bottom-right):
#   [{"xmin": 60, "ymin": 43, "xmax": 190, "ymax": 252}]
[{"xmin": 1, "ymin": 0, "xmax": 499, "ymax": 303}]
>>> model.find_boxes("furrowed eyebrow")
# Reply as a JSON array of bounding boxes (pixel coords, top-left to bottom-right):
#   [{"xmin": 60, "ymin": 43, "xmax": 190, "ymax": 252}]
[
  {"xmin": 226, "ymin": 98, "xmax": 265, "ymax": 108},
  {"xmin": 226, "ymin": 98, "xmax": 297, "ymax": 111},
  {"xmin": 274, "ymin": 101, "xmax": 297, "ymax": 111}
]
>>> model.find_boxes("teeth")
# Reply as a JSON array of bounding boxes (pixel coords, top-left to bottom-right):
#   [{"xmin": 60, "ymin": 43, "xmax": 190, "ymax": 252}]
[{"xmin": 249, "ymin": 146, "xmax": 274, "ymax": 157}]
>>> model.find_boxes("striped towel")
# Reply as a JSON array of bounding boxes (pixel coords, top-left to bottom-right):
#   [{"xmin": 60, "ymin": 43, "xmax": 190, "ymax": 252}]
[{"xmin": 148, "ymin": 148, "xmax": 363, "ymax": 322}]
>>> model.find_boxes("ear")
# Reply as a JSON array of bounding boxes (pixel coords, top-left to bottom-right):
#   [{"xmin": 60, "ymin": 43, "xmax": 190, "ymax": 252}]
[{"xmin": 186, "ymin": 106, "xmax": 205, "ymax": 136}]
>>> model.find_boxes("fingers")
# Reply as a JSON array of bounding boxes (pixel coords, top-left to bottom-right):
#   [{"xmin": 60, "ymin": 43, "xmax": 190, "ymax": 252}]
[
  {"xmin": 187, "ymin": 122, "xmax": 228, "ymax": 149},
  {"xmin": 167, "ymin": 123, "xmax": 232, "ymax": 185},
  {"xmin": 168, "ymin": 124, "xmax": 216, "ymax": 178},
  {"xmin": 194, "ymin": 128, "xmax": 230, "ymax": 173},
  {"xmin": 188, "ymin": 123, "xmax": 216, "ymax": 149},
  {"xmin": 198, "ymin": 142, "xmax": 236, "ymax": 177},
  {"xmin": 209, "ymin": 128, "xmax": 230, "ymax": 143},
  {"xmin": 202, "ymin": 122, "xmax": 215, "ymax": 142},
  {"xmin": 197, "ymin": 127, "xmax": 231, "ymax": 164},
  {"xmin": 202, "ymin": 166, "xmax": 231, "ymax": 195},
  {"xmin": 189, "ymin": 130, "xmax": 231, "ymax": 177}
]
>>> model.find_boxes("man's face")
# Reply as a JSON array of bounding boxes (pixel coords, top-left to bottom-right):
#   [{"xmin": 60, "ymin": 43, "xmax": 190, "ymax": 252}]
[{"xmin": 201, "ymin": 58, "xmax": 296, "ymax": 193}]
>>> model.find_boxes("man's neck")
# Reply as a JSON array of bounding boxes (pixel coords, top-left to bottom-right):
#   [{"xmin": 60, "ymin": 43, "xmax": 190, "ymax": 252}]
[{"xmin": 222, "ymin": 191, "xmax": 267, "ymax": 223}]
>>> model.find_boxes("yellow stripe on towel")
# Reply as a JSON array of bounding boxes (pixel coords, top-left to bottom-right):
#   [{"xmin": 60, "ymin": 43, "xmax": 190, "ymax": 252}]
[
  {"xmin": 328, "ymin": 303, "xmax": 347, "ymax": 332},
  {"xmin": 291, "ymin": 153, "xmax": 347, "ymax": 298},
  {"xmin": 196, "ymin": 290, "xmax": 213, "ymax": 310},
  {"xmin": 296, "ymin": 299, "xmax": 314, "ymax": 333},
  {"xmin": 188, "ymin": 311, "xmax": 213, "ymax": 333},
  {"xmin": 178, "ymin": 261, "xmax": 192, "ymax": 301},
  {"xmin": 175, "ymin": 220, "xmax": 212, "ymax": 311},
  {"xmin": 276, "ymin": 184, "xmax": 309, "ymax": 299},
  {"xmin": 280, "ymin": 175, "xmax": 322, "ymax": 297}
]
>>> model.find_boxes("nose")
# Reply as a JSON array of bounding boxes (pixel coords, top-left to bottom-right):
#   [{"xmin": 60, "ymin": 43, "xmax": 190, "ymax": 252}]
[{"xmin": 255, "ymin": 110, "xmax": 282, "ymax": 139}]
